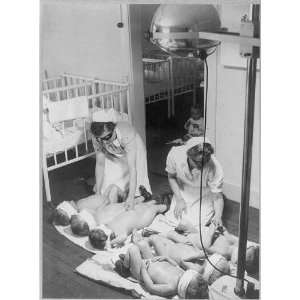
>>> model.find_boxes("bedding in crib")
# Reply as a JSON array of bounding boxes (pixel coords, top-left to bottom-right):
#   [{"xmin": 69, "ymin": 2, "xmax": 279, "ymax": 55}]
[
  {"xmin": 43, "ymin": 120, "xmax": 90, "ymax": 154},
  {"xmin": 43, "ymin": 97, "xmax": 129, "ymax": 155}
]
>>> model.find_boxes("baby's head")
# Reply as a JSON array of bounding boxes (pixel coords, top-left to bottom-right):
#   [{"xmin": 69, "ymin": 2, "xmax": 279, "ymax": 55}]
[
  {"xmin": 186, "ymin": 272, "xmax": 209, "ymax": 299},
  {"xmin": 89, "ymin": 228, "xmax": 108, "ymax": 250},
  {"xmin": 187, "ymin": 142, "xmax": 214, "ymax": 170},
  {"xmin": 204, "ymin": 254, "xmax": 230, "ymax": 285},
  {"xmin": 178, "ymin": 270, "xmax": 208, "ymax": 299},
  {"xmin": 245, "ymin": 246, "xmax": 259, "ymax": 275},
  {"xmin": 51, "ymin": 208, "xmax": 70, "ymax": 226},
  {"xmin": 190, "ymin": 105, "xmax": 202, "ymax": 120},
  {"xmin": 51, "ymin": 201, "xmax": 78, "ymax": 226},
  {"xmin": 70, "ymin": 215, "xmax": 90, "ymax": 236}
]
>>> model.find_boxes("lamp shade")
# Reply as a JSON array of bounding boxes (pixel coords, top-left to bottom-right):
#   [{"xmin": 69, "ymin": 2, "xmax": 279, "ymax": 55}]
[{"xmin": 150, "ymin": 4, "xmax": 221, "ymax": 57}]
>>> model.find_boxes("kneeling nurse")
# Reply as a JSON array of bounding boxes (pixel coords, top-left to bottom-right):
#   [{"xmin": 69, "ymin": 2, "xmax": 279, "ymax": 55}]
[
  {"xmin": 165, "ymin": 137, "xmax": 224, "ymax": 228},
  {"xmin": 91, "ymin": 110, "xmax": 151, "ymax": 210}
]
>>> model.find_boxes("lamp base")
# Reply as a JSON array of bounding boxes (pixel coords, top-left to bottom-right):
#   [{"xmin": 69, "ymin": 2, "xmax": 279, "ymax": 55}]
[{"xmin": 209, "ymin": 276, "xmax": 259, "ymax": 300}]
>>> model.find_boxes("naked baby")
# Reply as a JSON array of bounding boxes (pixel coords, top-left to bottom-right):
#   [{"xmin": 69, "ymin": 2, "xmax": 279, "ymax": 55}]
[
  {"xmin": 128, "ymin": 232, "xmax": 230, "ymax": 285},
  {"xmin": 50, "ymin": 185, "xmax": 172, "ymax": 248},
  {"xmin": 167, "ymin": 222, "xmax": 259, "ymax": 276},
  {"xmin": 115, "ymin": 242, "xmax": 209, "ymax": 298},
  {"xmin": 88, "ymin": 195, "xmax": 171, "ymax": 249}
]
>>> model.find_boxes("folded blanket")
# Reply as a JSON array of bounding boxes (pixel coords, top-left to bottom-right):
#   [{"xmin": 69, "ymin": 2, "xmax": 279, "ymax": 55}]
[
  {"xmin": 76, "ymin": 254, "xmax": 167, "ymax": 299},
  {"xmin": 48, "ymin": 96, "xmax": 89, "ymax": 123}
]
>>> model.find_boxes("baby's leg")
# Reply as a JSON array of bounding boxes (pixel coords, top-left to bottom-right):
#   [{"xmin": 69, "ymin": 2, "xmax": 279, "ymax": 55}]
[
  {"xmin": 134, "ymin": 204, "xmax": 166, "ymax": 230},
  {"xmin": 166, "ymin": 230, "xmax": 190, "ymax": 244},
  {"xmin": 123, "ymin": 245, "xmax": 143, "ymax": 281},
  {"xmin": 223, "ymin": 229, "xmax": 239, "ymax": 245},
  {"xmin": 153, "ymin": 203, "xmax": 167, "ymax": 214},
  {"xmin": 135, "ymin": 238, "xmax": 154, "ymax": 259},
  {"xmin": 148, "ymin": 234, "xmax": 173, "ymax": 257},
  {"xmin": 76, "ymin": 194, "xmax": 108, "ymax": 211},
  {"xmin": 104, "ymin": 184, "xmax": 125, "ymax": 204},
  {"xmin": 134, "ymin": 196, "xmax": 146, "ymax": 205}
]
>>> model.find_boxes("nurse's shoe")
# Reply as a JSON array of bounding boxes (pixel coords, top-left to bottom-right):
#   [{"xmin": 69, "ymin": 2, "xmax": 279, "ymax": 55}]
[{"xmin": 139, "ymin": 185, "xmax": 152, "ymax": 202}]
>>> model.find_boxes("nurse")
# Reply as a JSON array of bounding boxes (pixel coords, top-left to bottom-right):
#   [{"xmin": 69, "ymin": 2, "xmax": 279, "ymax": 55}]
[
  {"xmin": 165, "ymin": 137, "xmax": 224, "ymax": 228},
  {"xmin": 90, "ymin": 110, "xmax": 151, "ymax": 209}
]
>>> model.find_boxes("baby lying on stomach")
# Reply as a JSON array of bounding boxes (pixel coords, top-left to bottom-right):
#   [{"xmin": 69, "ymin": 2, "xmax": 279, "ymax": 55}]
[{"xmin": 50, "ymin": 185, "xmax": 171, "ymax": 249}]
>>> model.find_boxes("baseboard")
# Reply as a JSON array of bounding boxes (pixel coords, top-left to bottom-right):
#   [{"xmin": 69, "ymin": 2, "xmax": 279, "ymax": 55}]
[{"xmin": 223, "ymin": 182, "xmax": 260, "ymax": 209}]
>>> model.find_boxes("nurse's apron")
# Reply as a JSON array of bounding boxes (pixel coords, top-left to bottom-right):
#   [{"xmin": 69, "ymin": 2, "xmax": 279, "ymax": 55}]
[
  {"xmin": 165, "ymin": 167, "xmax": 215, "ymax": 227},
  {"xmin": 96, "ymin": 126, "xmax": 152, "ymax": 196}
]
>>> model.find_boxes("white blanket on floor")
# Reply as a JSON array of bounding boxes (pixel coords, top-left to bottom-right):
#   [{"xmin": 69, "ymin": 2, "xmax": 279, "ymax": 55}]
[
  {"xmin": 54, "ymin": 223, "xmax": 168, "ymax": 299},
  {"xmin": 54, "ymin": 214, "xmax": 258, "ymax": 299},
  {"xmin": 54, "ymin": 225, "xmax": 132, "ymax": 256},
  {"xmin": 76, "ymin": 254, "xmax": 167, "ymax": 299}
]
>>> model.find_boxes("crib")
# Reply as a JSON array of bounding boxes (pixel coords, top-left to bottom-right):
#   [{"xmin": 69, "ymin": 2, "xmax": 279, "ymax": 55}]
[
  {"xmin": 143, "ymin": 50, "xmax": 203, "ymax": 118},
  {"xmin": 42, "ymin": 73, "xmax": 130, "ymax": 202}
]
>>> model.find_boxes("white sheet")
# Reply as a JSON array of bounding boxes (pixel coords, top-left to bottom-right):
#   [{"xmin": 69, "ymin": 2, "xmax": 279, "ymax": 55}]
[
  {"xmin": 43, "ymin": 124, "xmax": 91, "ymax": 154},
  {"xmin": 55, "ymin": 214, "xmax": 258, "ymax": 299},
  {"xmin": 47, "ymin": 96, "xmax": 89, "ymax": 123},
  {"xmin": 76, "ymin": 254, "xmax": 166, "ymax": 300},
  {"xmin": 43, "ymin": 108, "xmax": 129, "ymax": 155}
]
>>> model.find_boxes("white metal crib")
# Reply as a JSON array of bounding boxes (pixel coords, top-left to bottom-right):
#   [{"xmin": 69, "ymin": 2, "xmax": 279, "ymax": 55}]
[
  {"xmin": 143, "ymin": 51, "xmax": 203, "ymax": 118},
  {"xmin": 42, "ymin": 73, "xmax": 130, "ymax": 202}
]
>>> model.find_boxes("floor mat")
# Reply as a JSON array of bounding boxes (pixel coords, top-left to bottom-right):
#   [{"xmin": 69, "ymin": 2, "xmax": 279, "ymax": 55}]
[{"xmin": 54, "ymin": 214, "xmax": 258, "ymax": 299}]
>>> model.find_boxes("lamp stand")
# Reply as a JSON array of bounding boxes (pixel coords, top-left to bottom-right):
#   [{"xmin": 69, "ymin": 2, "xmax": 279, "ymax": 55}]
[{"xmin": 234, "ymin": 4, "xmax": 260, "ymax": 296}]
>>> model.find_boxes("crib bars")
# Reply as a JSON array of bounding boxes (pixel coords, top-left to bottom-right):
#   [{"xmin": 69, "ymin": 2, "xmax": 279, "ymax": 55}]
[
  {"xmin": 143, "ymin": 54, "xmax": 202, "ymax": 118},
  {"xmin": 42, "ymin": 73, "xmax": 130, "ymax": 202}
]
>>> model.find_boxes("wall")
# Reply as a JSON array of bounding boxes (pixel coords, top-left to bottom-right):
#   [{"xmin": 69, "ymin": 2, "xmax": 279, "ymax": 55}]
[
  {"xmin": 40, "ymin": 0, "xmax": 129, "ymax": 82},
  {"xmin": 207, "ymin": 4, "xmax": 260, "ymax": 208},
  {"xmin": 40, "ymin": 0, "xmax": 146, "ymax": 140}
]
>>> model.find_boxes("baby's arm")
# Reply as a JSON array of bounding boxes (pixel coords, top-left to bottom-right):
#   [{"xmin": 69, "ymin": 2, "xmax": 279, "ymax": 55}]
[
  {"xmin": 182, "ymin": 250, "xmax": 206, "ymax": 261},
  {"xmin": 140, "ymin": 266, "xmax": 176, "ymax": 297},
  {"xmin": 151, "ymin": 255, "xmax": 178, "ymax": 267},
  {"xmin": 110, "ymin": 233, "xmax": 127, "ymax": 248},
  {"xmin": 180, "ymin": 260, "xmax": 204, "ymax": 273},
  {"xmin": 166, "ymin": 230, "xmax": 190, "ymax": 244}
]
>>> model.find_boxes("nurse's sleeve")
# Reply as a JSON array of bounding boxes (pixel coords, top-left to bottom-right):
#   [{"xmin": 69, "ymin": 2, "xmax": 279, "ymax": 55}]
[
  {"xmin": 165, "ymin": 148, "xmax": 176, "ymax": 175},
  {"xmin": 208, "ymin": 155, "xmax": 224, "ymax": 193}
]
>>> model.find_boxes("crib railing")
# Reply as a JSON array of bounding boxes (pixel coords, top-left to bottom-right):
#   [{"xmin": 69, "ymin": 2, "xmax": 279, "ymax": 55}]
[
  {"xmin": 142, "ymin": 55, "xmax": 201, "ymax": 117},
  {"xmin": 42, "ymin": 73, "xmax": 130, "ymax": 202}
]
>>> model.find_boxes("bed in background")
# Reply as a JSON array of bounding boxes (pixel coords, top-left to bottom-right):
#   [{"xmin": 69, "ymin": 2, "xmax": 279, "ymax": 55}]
[
  {"xmin": 42, "ymin": 73, "xmax": 130, "ymax": 203},
  {"xmin": 143, "ymin": 50, "xmax": 204, "ymax": 118}
]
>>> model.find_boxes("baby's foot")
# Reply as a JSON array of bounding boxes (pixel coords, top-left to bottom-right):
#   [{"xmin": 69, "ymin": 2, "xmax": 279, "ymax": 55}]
[
  {"xmin": 131, "ymin": 230, "xmax": 143, "ymax": 244},
  {"xmin": 142, "ymin": 228, "xmax": 160, "ymax": 237}
]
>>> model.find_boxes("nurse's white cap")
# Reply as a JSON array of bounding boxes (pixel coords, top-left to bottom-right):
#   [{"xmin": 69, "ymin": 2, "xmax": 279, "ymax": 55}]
[
  {"xmin": 185, "ymin": 136, "xmax": 211, "ymax": 150},
  {"xmin": 92, "ymin": 110, "xmax": 113, "ymax": 123}
]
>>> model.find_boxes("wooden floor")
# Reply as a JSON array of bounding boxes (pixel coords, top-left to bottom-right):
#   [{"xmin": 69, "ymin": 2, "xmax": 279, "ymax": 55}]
[{"xmin": 42, "ymin": 120, "xmax": 260, "ymax": 299}]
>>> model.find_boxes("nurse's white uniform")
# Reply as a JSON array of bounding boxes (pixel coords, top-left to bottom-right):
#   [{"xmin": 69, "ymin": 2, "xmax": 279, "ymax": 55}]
[
  {"xmin": 164, "ymin": 138, "xmax": 224, "ymax": 227},
  {"xmin": 92, "ymin": 119, "xmax": 151, "ymax": 196}
]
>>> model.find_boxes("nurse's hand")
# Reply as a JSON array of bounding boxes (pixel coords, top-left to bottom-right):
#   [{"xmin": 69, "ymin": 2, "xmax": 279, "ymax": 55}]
[
  {"xmin": 174, "ymin": 197, "xmax": 187, "ymax": 219},
  {"xmin": 211, "ymin": 215, "xmax": 223, "ymax": 227},
  {"xmin": 124, "ymin": 197, "xmax": 135, "ymax": 210}
]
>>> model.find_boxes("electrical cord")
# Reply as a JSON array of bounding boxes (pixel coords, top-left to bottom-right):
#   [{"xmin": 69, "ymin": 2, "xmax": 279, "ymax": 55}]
[{"xmin": 198, "ymin": 55, "xmax": 251, "ymax": 285}]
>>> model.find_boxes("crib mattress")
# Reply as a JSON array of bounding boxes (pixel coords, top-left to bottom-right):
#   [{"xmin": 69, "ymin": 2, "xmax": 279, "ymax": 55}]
[{"xmin": 43, "ymin": 128, "xmax": 91, "ymax": 155}]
